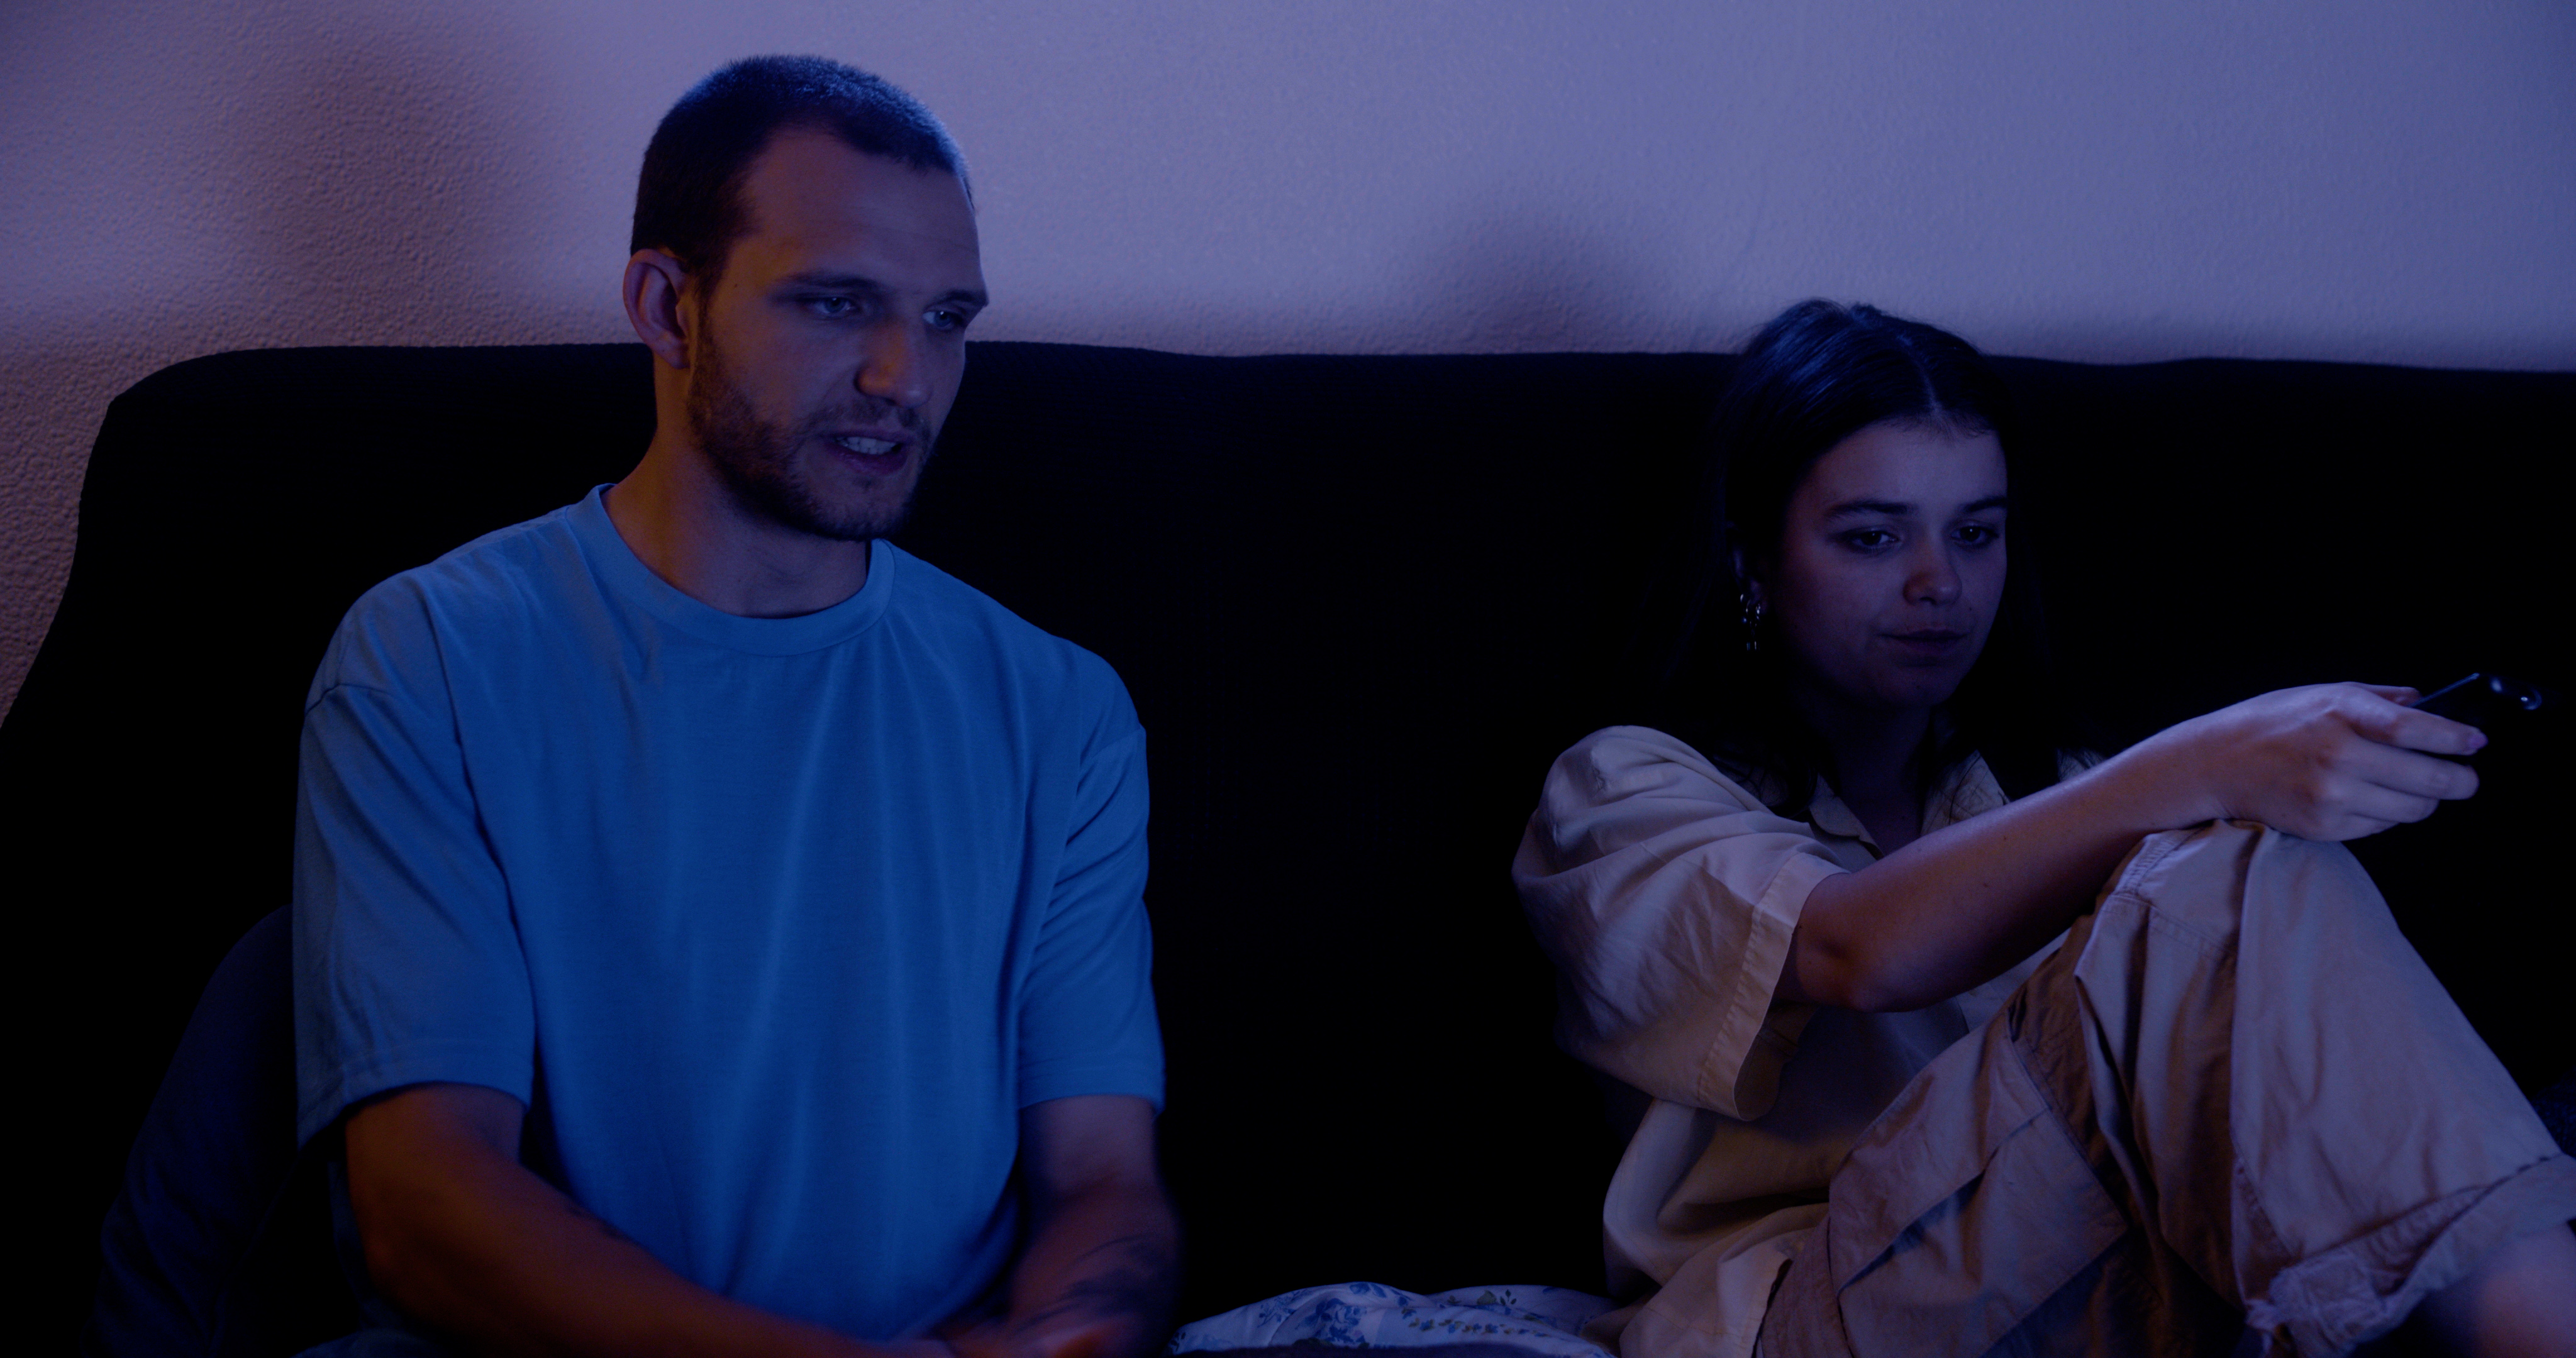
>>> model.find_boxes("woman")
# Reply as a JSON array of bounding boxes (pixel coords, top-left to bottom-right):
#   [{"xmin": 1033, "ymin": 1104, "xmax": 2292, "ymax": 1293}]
[{"xmin": 1513, "ymin": 302, "xmax": 2576, "ymax": 1357}]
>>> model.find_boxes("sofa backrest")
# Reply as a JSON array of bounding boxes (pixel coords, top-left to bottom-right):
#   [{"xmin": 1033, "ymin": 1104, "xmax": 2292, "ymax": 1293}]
[{"xmin": 8, "ymin": 341, "xmax": 2567, "ymax": 1342}]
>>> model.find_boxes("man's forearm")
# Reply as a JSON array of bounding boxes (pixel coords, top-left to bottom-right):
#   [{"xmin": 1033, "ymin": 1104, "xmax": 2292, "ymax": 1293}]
[
  {"xmin": 348, "ymin": 1084, "xmax": 894, "ymax": 1358},
  {"xmin": 967, "ymin": 1095, "xmax": 1180, "ymax": 1358},
  {"xmin": 992, "ymin": 1180, "xmax": 1180, "ymax": 1358}
]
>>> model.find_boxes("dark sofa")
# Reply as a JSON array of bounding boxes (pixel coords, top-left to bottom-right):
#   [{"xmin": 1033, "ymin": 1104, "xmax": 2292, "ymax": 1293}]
[{"xmin": 8, "ymin": 341, "xmax": 2570, "ymax": 1355}]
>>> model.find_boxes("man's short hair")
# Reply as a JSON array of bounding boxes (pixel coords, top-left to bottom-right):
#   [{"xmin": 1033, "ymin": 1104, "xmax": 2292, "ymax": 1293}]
[{"xmin": 631, "ymin": 55, "xmax": 969, "ymax": 286}]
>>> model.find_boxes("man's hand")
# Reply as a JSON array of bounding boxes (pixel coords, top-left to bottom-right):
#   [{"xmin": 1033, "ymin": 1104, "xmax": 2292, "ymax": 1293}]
[
  {"xmin": 945, "ymin": 1096, "xmax": 1179, "ymax": 1358},
  {"xmin": 346, "ymin": 1083, "xmax": 889, "ymax": 1358}
]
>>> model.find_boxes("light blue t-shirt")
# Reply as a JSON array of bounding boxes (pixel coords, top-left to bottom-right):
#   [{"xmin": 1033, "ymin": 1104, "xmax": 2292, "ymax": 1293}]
[{"xmin": 292, "ymin": 487, "xmax": 1162, "ymax": 1339}]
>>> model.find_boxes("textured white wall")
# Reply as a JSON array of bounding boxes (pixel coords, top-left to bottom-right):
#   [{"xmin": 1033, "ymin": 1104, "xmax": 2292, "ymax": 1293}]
[{"xmin": 4, "ymin": 0, "xmax": 2573, "ymax": 720}]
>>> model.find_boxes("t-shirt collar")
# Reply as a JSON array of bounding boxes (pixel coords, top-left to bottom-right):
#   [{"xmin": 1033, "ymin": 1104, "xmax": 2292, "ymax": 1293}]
[{"xmin": 569, "ymin": 485, "xmax": 898, "ymax": 655}]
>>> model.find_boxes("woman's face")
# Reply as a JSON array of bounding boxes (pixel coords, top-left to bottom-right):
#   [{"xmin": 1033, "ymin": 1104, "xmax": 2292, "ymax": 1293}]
[{"xmin": 1754, "ymin": 419, "xmax": 2009, "ymax": 720}]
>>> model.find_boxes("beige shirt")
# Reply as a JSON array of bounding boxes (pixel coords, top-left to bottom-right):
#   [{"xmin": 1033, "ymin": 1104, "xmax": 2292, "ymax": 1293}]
[{"xmin": 1513, "ymin": 726, "xmax": 2059, "ymax": 1358}]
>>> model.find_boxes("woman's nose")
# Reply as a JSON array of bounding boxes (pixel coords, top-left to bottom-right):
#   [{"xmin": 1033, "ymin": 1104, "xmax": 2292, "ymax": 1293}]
[{"xmin": 1906, "ymin": 549, "xmax": 1961, "ymax": 605}]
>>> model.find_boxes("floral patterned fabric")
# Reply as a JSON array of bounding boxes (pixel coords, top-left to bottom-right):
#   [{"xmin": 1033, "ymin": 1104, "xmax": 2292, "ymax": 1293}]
[{"xmin": 1170, "ymin": 1281, "xmax": 1617, "ymax": 1358}]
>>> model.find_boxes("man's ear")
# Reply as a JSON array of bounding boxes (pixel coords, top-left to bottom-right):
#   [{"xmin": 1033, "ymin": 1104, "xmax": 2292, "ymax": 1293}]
[{"xmin": 623, "ymin": 249, "xmax": 694, "ymax": 370}]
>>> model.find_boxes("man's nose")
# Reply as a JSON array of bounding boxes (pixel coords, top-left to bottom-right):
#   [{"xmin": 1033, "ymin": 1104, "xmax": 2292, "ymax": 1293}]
[{"xmin": 856, "ymin": 324, "xmax": 933, "ymax": 409}]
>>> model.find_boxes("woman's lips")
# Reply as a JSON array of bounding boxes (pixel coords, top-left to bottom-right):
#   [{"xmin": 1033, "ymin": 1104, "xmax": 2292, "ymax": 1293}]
[{"xmin": 1885, "ymin": 629, "xmax": 1969, "ymax": 660}]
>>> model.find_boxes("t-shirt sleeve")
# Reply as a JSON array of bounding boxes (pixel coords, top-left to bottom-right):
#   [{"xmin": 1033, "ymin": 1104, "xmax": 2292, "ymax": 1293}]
[
  {"xmin": 292, "ymin": 595, "xmax": 535, "ymax": 1145},
  {"xmin": 1511, "ymin": 726, "xmax": 1847, "ymax": 1122},
  {"xmin": 1014, "ymin": 676, "xmax": 1163, "ymax": 1110}
]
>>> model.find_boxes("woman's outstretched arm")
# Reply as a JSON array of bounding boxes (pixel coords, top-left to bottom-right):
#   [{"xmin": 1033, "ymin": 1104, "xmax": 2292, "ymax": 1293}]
[{"xmin": 1784, "ymin": 683, "xmax": 2486, "ymax": 1013}]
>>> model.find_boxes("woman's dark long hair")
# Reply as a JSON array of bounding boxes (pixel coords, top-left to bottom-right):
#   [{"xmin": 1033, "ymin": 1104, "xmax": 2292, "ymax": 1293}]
[{"xmin": 1628, "ymin": 300, "xmax": 2080, "ymax": 812}]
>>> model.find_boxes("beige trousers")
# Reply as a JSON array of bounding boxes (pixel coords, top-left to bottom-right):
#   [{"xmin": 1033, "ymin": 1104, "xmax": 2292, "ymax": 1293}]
[{"xmin": 1758, "ymin": 822, "xmax": 2576, "ymax": 1357}]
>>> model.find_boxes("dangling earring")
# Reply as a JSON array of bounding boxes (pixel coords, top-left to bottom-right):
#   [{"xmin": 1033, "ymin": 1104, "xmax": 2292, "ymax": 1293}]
[{"xmin": 1740, "ymin": 589, "xmax": 1764, "ymax": 652}]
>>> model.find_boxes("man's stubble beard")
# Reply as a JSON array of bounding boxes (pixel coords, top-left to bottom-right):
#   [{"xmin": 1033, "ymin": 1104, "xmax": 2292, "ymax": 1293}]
[{"xmin": 686, "ymin": 333, "xmax": 930, "ymax": 544}]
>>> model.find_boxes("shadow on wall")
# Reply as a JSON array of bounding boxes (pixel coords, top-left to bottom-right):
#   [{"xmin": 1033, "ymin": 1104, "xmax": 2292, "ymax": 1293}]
[
  {"xmin": 223, "ymin": 15, "xmax": 540, "ymax": 328},
  {"xmin": 0, "ymin": 5, "xmax": 579, "ymax": 726},
  {"xmin": 989, "ymin": 196, "xmax": 1692, "ymax": 357},
  {"xmin": 1407, "ymin": 204, "xmax": 1684, "ymax": 354}
]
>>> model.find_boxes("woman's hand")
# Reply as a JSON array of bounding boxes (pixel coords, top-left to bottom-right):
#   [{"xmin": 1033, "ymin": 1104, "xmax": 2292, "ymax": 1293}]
[
  {"xmin": 2121, "ymin": 683, "xmax": 2485, "ymax": 842},
  {"xmin": 1787, "ymin": 683, "xmax": 2486, "ymax": 1011}
]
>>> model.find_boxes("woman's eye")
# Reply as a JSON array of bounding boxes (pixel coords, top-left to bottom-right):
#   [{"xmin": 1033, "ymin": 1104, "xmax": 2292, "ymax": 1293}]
[
  {"xmin": 1839, "ymin": 528, "xmax": 1897, "ymax": 551},
  {"xmin": 1955, "ymin": 523, "xmax": 2002, "ymax": 546}
]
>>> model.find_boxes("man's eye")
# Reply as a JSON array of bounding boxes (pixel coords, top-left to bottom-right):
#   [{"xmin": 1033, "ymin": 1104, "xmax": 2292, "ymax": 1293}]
[
  {"xmin": 805, "ymin": 296, "xmax": 858, "ymax": 319},
  {"xmin": 926, "ymin": 307, "xmax": 974, "ymax": 334}
]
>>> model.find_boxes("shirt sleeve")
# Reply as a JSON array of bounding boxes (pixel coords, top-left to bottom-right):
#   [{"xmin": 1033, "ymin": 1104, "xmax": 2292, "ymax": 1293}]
[
  {"xmin": 1512, "ymin": 726, "xmax": 1848, "ymax": 1121},
  {"xmin": 292, "ymin": 592, "xmax": 535, "ymax": 1145},
  {"xmin": 1014, "ymin": 673, "xmax": 1163, "ymax": 1111}
]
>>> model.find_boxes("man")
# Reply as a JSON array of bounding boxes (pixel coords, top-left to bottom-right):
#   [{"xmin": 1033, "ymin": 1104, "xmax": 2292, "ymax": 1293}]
[{"xmin": 294, "ymin": 56, "xmax": 1175, "ymax": 1357}]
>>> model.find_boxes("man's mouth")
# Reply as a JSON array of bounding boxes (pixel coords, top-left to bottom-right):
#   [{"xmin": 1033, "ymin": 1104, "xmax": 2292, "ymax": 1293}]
[{"xmin": 830, "ymin": 434, "xmax": 903, "ymax": 457}]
